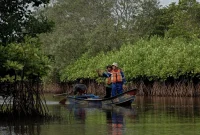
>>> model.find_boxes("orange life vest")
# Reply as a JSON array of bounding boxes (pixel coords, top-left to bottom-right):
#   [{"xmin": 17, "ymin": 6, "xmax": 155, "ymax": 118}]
[{"xmin": 111, "ymin": 69, "xmax": 122, "ymax": 83}]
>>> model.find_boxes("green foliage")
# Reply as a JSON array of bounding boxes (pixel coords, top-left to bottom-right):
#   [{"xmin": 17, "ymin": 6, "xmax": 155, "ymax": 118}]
[
  {"xmin": 0, "ymin": 0, "xmax": 52, "ymax": 45},
  {"xmin": 149, "ymin": 0, "xmax": 200, "ymax": 39},
  {"xmin": 0, "ymin": 37, "xmax": 51, "ymax": 82},
  {"xmin": 38, "ymin": 0, "xmax": 200, "ymax": 83},
  {"xmin": 60, "ymin": 37, "xmax": 200, "ymax": 82},
  {"xmin": 24, "ymin": 15, "xmax": 55, "ymax": 37},
  {"xmin": 39, "ymin": 0, "xmax": 160, "ymax": 82},
  {"xmin": 134, "ymin": 0, "xmax": 161, "ymax": 38},
  {"xmin": 166, "ymin": 1, "xmax": 200, "ymax": 40}
]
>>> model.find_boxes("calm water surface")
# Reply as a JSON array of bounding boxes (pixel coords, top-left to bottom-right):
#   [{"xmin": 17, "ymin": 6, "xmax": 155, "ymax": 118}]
[{"xmin": 1, "ymin": 95, "xmax": 200, "ymax": 135}]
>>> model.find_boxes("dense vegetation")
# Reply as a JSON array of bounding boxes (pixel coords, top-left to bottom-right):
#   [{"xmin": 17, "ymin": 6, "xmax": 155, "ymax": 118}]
[
  {"xmin": 1, "ymin": 0, "xmax": 200, "ymax": 96},
  {"xmin": 0, "ymin": 37, "xmax": 50, "ymax": 82},
  {"xmin": 0, "ymin": 0, "xmax": 54, "ymax": 45},
  {"xmin": 60, "ymin": 37, "xmax": 200, "ymax": 82},
  {"xmin": 0, "ymin": 0, "xmax": 53, "ymax": 81},
  {"xmin": 0, "ymin": 0, "xmax": 53, "ymax": 117},
  {"xmin": 38, "ymin": 0, "xmax": 200, "ymax": 84},
  {"xmin": 39, "ymin": 0, "xmax": 160, "ymax": 82}
]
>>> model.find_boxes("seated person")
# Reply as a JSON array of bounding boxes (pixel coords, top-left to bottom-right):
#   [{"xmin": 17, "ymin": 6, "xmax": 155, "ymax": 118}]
[{"xmin": 73, "ymin": 79, "xmax": 87, "ymax": 95}]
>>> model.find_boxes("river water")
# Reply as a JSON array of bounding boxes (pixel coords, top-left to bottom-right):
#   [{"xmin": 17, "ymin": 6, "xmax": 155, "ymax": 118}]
[{"xmin": 1, "ymin": 95, "xmax": 200, "ymax": 135}]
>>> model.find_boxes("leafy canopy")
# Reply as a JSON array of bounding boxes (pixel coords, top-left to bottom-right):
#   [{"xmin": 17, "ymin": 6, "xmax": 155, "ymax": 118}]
[
  {"xmin": 60, "ymin": 37, "xmax": 200, "ymax": 82},
  {"xmin": 0, "ymin": 0, "xmax": 53, "ymax": 45},
  {"xmin": 0, "ymin": 37, "xmax": 51, "ymax": 82}
]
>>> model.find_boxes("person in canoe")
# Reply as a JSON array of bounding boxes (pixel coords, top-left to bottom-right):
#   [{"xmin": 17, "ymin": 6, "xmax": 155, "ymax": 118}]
[
  {"xmin": 97, "ymin": 65, "xmax": 112, "ymax": 98},
  {"xmin": 106, "ymin": 62, "xmax": 127, "ymax": 97},
  {"xmin": 73, "ymin": 78, "xmax": 87, "ymax": 95}
]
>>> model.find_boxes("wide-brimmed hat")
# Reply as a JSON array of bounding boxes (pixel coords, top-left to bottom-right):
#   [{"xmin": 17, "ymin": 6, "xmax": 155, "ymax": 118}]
[{"xmin": 112, "ymin": 62, "xmax": 118, "ymax": 67}]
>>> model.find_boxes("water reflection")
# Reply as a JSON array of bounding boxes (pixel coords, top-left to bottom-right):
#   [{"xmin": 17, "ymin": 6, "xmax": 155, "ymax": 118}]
[
  {"xmin": 73, "ymin": 107, "xmax": 86, "ymax": 123},
  {"xmin": 0, "ymin": 118, "xmax": 43, "ymax": 135},
  {"xmin": 105, "ymin": 106, "xmax": 137, "ymax": 135},
  {"xmin": 67, "ymin": 104, "xmax": 136, "ymax": 135},
  {"xmin": 136, "ymin": 96, "xmax": 200, "ymax": 118},
  {"xmin": 3, "ymin": 96, "xmax": 200, "ymax": 135},
  {"xmin": 105, "ymin": 108, "xmax": 125, "ymax": 135}
]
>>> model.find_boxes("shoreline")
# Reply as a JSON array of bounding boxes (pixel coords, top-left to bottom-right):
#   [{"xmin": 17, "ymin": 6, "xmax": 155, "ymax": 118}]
[{"xmin": 43, "ymin": 80, "xmax": 200, "ymax": 97}]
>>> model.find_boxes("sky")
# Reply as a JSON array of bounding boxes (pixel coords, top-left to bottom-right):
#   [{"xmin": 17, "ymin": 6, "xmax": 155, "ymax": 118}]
[
  {"xmin": 160, "ymin": 0, "xmax": 178, "ymax": 6},
  {"xmin": 160, "ymin": 0, "xmax": 200, "ymax": 6}
]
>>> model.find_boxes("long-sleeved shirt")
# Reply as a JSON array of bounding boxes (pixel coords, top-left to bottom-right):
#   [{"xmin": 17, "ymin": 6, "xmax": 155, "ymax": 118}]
[
  {"xmin": 73, "ymin": 84, "xmax": 87, "ymax": 94},
  {"xmin": 102, "ymin": 72, "xmax": 112, "ymax": 88}
]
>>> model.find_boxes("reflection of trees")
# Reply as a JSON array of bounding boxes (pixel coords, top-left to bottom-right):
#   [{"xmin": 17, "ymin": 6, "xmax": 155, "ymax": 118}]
[
  {"xmin": 136, "ymin": 96, "xmax": 200, "ymax": 120},
  {"xmin": 0, "ymin": 118, "xmax": 44, "ymax": 135}
]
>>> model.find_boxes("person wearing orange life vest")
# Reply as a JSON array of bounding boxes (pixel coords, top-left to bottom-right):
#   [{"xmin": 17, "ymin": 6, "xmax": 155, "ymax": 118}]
[
  {"xmin": 107, "ymin": 62, "xmax": 126, "ymax": 97},
  {"xmin": 97, "ymin": 65, "xmax": 112, "ymax": 98}
]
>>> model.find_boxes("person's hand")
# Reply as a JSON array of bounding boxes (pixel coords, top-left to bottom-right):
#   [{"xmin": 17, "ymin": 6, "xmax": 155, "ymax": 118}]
[
  {"xmin": 96, "ymin": 69, "xmax": 100, "ymax": 76},
  {"xmin": 96, "ymin": 69, "xmax": 103, "ymax": 76}
]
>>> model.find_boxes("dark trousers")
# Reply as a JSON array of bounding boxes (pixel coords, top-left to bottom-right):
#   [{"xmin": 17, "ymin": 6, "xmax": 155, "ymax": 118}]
[
  {"xmin": 104, "ymin": 87, "xmax": 112, "ymax": 98},
  {"xmin": 111, "ymin": 83, "xmax": 123, "ymax": 97}
]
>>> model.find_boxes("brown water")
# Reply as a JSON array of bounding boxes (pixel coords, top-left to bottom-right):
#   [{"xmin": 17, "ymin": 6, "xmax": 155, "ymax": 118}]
[{"xmin": 1, "ymin": 95, "xmax": 200, "ymax": 135}]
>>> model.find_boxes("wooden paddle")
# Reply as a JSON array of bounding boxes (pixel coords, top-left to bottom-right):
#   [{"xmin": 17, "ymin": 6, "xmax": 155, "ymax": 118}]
[
  {"xmin": 53, "ymin": 93, "xmax": 68, "ymax": 97},
  {"xmin": 59, "ymin": 98, "xmax": 67, "ymax": 104},
  {"xmin": 53, "ymin": 91, "xmax": 73, "ymax": 105}
]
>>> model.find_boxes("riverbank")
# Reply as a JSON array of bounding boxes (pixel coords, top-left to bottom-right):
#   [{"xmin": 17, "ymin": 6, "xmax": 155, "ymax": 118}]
[{"xmin": 43, "ymin": 80, "xmax": 200, "ymax": 97}]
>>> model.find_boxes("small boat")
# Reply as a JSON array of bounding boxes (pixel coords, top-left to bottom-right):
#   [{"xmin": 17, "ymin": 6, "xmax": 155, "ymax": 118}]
[{"xmin": 67, "ymin": 89, "xmax": 137, "ymax": 106}]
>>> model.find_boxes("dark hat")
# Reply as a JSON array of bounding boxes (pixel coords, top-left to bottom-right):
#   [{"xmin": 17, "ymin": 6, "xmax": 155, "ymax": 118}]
[{"xmin": 106, "ymin": 65, "xmax": 112, "ymax": 69}]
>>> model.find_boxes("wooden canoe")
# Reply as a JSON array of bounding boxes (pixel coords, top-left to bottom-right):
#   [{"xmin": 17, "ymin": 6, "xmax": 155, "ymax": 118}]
[{"xmin": 67, "ymin": 89, "xmax": 137, "ymax": 107}]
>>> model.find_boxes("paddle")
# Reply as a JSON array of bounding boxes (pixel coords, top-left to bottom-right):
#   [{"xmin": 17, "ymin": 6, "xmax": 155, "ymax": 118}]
[
  {"xmin": 53, "ymin": 93, "xmax": 68, "ymax": 97},
  {"xmin": 53, "ymin": 91, "xmax": 73, "ymax": 105},
  {"xmin": 59, "ymin": 98, "xmax": 67, "ymax": 105}
]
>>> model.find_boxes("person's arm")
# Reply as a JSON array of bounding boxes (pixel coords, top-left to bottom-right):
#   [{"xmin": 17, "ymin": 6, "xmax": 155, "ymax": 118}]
[
  {"xmin": 97, "ymin": 69, "xmax": 105, "ymax": 77},
  {"xmin": 102, "ymin": 72, "xmax": 111, "ymax": 78}
]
